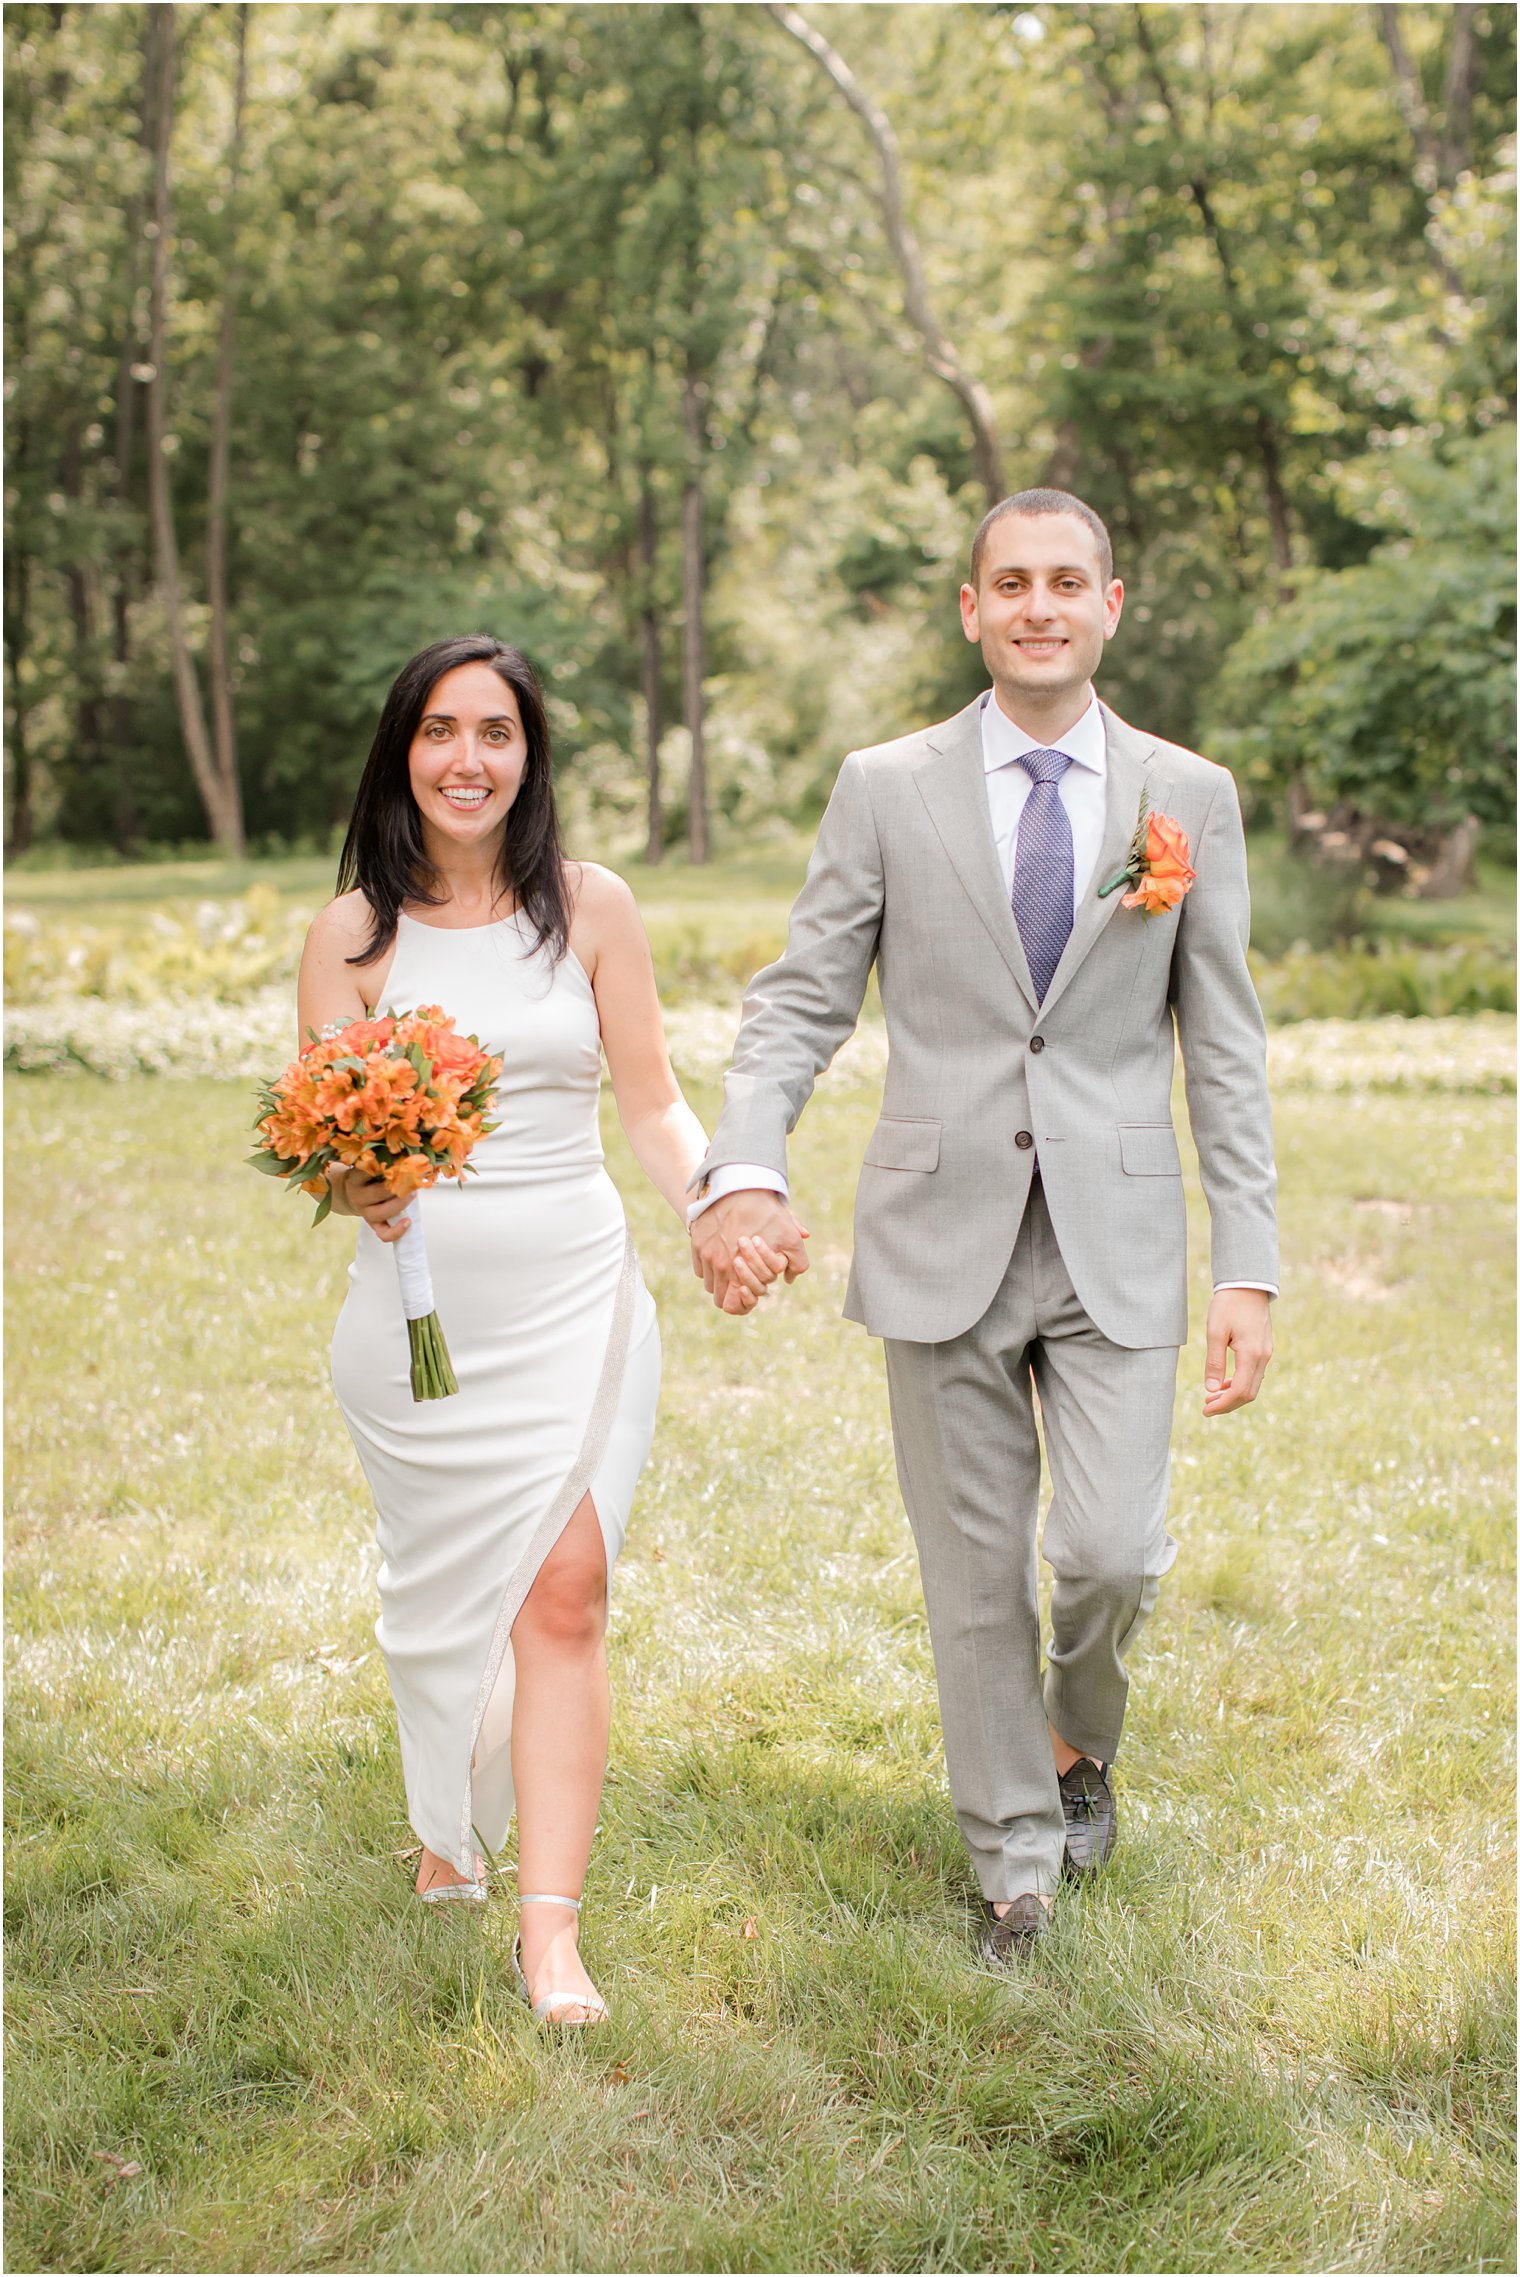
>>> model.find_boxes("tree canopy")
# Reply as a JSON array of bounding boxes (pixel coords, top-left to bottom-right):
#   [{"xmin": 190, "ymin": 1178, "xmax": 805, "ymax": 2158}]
[{"xmin": 5, "ymin": 2, "xmax": 1514, "ymax": 863}]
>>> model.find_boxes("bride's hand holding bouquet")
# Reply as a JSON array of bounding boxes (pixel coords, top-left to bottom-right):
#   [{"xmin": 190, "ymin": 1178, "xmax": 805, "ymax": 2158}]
[{"xmin": 250, "ymin": 1004, "xmax": 501, "ymax": 1399}]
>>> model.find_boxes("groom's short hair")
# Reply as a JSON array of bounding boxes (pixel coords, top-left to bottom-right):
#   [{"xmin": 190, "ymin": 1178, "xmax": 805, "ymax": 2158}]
[{"xmin": 971, "ymin": 489, "xmax": 1114, "ymax": 589}]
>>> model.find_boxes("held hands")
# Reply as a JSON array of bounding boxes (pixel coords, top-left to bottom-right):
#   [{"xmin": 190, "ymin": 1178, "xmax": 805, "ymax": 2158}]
[
  {"xmin": 690, "ymin": 1189, "xmax": 810, "ymax": 1316},
  {"xmin": 1203, "ymin": 1288, "xmax": 1273, "ymax": 1416}
]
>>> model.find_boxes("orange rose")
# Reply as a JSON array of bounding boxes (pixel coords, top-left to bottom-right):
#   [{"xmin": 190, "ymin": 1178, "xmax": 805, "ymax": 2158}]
[{"xmin": 1122, "ymin": 811, "xmax": 1194, "ymax": 916}]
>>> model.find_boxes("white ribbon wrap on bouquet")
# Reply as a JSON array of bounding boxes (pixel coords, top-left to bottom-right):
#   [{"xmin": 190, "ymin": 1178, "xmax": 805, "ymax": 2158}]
[{"xmin": 392, "ymin": 1201, "xmax": 437, "ymax": 1321}]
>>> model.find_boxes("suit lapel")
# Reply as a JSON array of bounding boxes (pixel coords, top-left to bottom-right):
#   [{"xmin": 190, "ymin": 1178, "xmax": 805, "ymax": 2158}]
[
  {"xmin": 913, "ymin": 698, "xmax": 1040, "ymax": 1013},
  {"xmin": 1036, "ymin": 704, "xmax": 1159, "ymax": 1019}
]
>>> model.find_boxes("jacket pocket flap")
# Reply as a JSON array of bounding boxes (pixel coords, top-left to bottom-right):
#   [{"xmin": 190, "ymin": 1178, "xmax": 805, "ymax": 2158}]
[
  {"xmin": 1120, "ymin": 1123, "xmax": 1182, "ymax": 1176},
  {"xmin": 863, "ymin": 1117, "xmax": 941, "ymax": 1173}
]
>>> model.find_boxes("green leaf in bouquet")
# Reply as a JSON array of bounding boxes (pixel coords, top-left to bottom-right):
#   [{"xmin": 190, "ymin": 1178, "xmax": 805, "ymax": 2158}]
[
  {"xmin": 248, "ymin": 1150, "xmax": 294, "ymax": 1175},
  {"xmin": 285, "ymin": 1146, "xmax": 334, "ymax": 1186},
  {"xmin": 310, "ymin": 1187, "xmax": 333, "ymax": 1226}
]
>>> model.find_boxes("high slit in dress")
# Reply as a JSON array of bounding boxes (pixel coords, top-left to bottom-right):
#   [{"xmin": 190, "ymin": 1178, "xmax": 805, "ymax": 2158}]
[{"xmin": 330, "ymin": 909, "xmax": 661, "ymax": 1874}]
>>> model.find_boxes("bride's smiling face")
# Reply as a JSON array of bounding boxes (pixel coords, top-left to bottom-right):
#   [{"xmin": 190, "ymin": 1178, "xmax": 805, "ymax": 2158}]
[{"xmin": 407, "ymin": 663, "xmax": 527, "ymax": 848}]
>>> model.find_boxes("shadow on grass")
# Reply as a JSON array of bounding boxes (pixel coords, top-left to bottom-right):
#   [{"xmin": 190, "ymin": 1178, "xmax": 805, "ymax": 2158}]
[{"xmin": 6, "ymin": 1666, "xmax": 1516, "ymax": 2273}]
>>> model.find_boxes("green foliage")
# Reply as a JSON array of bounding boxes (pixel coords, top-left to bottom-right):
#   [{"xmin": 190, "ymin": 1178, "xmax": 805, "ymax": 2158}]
[
  {"xmin": 1250, "ymin": 938, "xmax": 1517, "ymax": 1023},
  {"xmin": 1209, "ymin": 433, "xmax": 1517, "ymax": 829},
  {"xmin": 3, "ymin": 880, "xmax": 308, "ymax": 1005},
  {"xmin": 3, "ymin": 3, "xmax": 1516, "ymax": 856}
]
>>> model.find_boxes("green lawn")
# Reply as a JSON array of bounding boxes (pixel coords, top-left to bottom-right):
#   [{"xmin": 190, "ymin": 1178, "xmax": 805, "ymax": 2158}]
[
  {"xmin": 2, "ymin": 843, "xmax": 815, "ymax": 927},
  {"xmin": 7, "ymin": 830, "xmax": 1513, "ymax": 950},
  {"xmin": 4, "ymin": 1044, "xmax": 1514, "ymax": 2271}
]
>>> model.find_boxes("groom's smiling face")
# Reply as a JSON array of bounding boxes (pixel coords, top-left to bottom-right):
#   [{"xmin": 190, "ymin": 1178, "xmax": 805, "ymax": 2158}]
[{"xmin": 960, "ymin": 513, "xmax": 1123, "ymax": 721}]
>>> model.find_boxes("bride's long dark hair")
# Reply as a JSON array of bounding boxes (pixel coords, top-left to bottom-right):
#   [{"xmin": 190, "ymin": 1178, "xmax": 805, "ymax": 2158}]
[{"xmin": 335, "ymin": 634, "xmax": 571, "ymax": 969}]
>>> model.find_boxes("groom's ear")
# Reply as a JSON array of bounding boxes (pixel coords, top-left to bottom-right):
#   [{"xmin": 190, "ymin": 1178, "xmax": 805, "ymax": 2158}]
[{"xmin": 959, "ymin": 582, "xmax": 981, "ymax": 643}]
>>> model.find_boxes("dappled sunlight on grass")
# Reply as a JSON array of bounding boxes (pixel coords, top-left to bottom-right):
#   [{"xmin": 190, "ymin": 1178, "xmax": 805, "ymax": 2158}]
[{"xmin": 4, "ymin": 1068, "xmax": 1514, "ymax": 2271}]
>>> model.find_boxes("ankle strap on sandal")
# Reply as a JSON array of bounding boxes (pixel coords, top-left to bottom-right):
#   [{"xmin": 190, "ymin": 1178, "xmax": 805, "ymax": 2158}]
[{"xmin": 518, "ymin": 1892, "xmax": 581, "ymax": 1911}]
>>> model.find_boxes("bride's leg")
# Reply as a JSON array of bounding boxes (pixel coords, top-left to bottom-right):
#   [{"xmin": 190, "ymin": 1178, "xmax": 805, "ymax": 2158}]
[{"xmin": 509, "ymin": 1490, "xmax": 609, "ymax": 2008}]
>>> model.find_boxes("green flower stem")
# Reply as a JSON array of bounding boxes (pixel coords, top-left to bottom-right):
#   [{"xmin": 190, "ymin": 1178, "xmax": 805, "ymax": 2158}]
[
  {"xmin": 407, "ymin": 1312, "xmax": 458, "ymax": 1401},
  {"xmin": 1098, "ymin": 867, "xmax": 1138, "ymax": 899}
]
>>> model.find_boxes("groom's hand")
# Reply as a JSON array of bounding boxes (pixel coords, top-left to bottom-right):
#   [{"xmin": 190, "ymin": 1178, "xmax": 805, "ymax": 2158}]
[
  {"xmin": 691, "ymin": 1189, "xmax": 809, "ymax": 1314},
  {"xmin": 1203, "ymin": 1289, "xmax": 1273, "ymax": 1415}
]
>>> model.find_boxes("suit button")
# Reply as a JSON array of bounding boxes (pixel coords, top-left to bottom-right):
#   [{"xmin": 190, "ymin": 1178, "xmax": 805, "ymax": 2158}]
[
  {"xmin": 1029, "ymin": 1036, "xmax": 1045, "ymax": 1053},
  {"xmin": 1015, "ymin": 1130, "xmax": 1034, "ymax": 1150}
]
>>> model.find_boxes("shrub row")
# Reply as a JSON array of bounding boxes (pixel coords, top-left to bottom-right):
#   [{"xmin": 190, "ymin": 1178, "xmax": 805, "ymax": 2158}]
[
  {"xmin": 5, "ymin": 896, "xmax": 1513, "ymax": 1027},
  {"xmin": 1248, "ymin": 939, "xmax": 1516, "ymax": 1023}
]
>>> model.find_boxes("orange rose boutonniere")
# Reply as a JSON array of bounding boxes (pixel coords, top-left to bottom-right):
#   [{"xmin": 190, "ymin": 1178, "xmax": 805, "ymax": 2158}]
[{"xmin": 1098, "ymin": 802, "xmax": 1196, "ymax": 916}]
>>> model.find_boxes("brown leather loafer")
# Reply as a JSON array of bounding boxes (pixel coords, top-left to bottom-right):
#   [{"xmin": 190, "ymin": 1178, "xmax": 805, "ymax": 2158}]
[
  {"xmin": 978, "ymin": 1894, "xmax": 1051, "ymax": 1967},
  {"xmin": 1058, "ymin": 1756, "xmax": 1116, "ymax": 1876}
]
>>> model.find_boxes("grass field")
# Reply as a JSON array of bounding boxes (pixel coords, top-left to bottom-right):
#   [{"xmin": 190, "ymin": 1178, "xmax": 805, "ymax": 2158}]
[
  {"xmin": 6, "ymin": 831, "xmax": 1516, "ymax": 948},
  {"xmin": 4, "ymin": 990, "xmax": 1514, "ymax": 2270}
]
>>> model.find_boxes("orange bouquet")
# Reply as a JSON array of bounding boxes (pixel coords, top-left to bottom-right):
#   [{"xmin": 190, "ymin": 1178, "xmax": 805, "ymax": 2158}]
[{"xmin": 250, "ymin": 1006, "xmax": 501, "ymax": 1399}]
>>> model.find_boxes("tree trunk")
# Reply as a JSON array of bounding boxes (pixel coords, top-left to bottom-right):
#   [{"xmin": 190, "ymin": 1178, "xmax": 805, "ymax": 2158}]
[
  {"xmin": 768, "ymin": 3, "xmax": 1005, "ymax": 505},
  {"xmin": 99, "ymin": 6, "xmax": 159, "ymax": 856},
  {"xmin": 206, "ymin": 3, "xmax": 249, "ymax": 819},
  {"xmin": 1373, "ymin": 1, "xmax": 1471, "ymax": 296},
  {"xmin": 1376, "ymin": 2, "xmax": 1442, "ymax": 187},
  {"xmin": 681, "ymin": 367, "xmax": 709, "ymax": 866},
  {"xmin": 679, "ymin": 9, "xmax": 709, "ymax": 866},
  {"xmin": 1419, "ymin": 812, "xmax": 1481, "ymax": 900},
  {"xmin": 62, "ymin": 429, "xmax": 110, "ymax": 799},
  {"xmin": 1131, "ymin": 6, "xmax": 1296, "ymax": 595},
  {"xmin": 144, "ymin": 4, "xmax": 244, "ymax": 856},
  {"xmin": 1255, "ymin": 412, "xmax": 1295, "ymax": 591},
  {"xmin": 4, "ymin": 548, "xmax": 34, "ymax": 860},
  {"xmin": 638, "ymin": 462, "xmax": 664, "ymax": 866},
  {"xmin": 1438, "ymin": 5, "xmax": 1482, "ymax": 183}
]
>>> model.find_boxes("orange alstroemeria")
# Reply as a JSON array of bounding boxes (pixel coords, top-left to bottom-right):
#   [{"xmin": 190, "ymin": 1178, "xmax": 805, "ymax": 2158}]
[
  {"xmin": 251, "ymin": 1005, "xmax": 502, "ymax": 1403},
  {"xmin": 385, "ymin": 1152, "xmax": 435, "ymax": 1200},
  {"xmin": 252, "ymin": 1006, "xmax": 499, "ymax": 1214}
]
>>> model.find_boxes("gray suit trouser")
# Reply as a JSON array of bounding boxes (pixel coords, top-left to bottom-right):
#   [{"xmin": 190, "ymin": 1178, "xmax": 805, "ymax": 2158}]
[{"xmin": 883, "ymin": 1178, "xmax": 1180, "ymax": 1899}]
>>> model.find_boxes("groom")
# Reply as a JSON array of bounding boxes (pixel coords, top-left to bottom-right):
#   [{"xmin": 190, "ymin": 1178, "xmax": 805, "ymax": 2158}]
[{"xmin": 688, "ymin": 489, "xmax": 1277, "ymax": 1962}]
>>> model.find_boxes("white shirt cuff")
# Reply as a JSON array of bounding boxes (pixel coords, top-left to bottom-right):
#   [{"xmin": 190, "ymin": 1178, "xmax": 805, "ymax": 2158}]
[
  {"xmin": 686, "ymin": 1162, "xmax": 788, "ymax": 1227},
  {"xmin": 1214, "ymin": 1281, "xmax": 1278, "ymax": 1297}
]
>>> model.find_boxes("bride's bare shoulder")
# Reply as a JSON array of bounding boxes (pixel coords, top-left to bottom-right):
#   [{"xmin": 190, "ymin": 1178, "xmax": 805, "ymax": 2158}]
[
  {"xmin": 307, "ymin": 888, "xmax": 376, "ymax": 948},
  {"xmin": 301, "ymin": 889, "xmax": 388, "ymax": 976},
  {"xmin": 564, "ymin": 861, "xmax": 645, "ymax": 986},
  {"xmin": 565, "ymin": 860, "xmax": 637, "ymax": 921}
]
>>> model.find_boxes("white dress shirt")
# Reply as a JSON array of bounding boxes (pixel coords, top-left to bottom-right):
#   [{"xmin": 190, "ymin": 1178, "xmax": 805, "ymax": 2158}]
[
  {"xmin": 689, "ymin": 690, "xmax": 1275, "ymax": 1298},
  {"xmin": 981, "ymin": 687, "xmax": 1108, "ymax": 908}
]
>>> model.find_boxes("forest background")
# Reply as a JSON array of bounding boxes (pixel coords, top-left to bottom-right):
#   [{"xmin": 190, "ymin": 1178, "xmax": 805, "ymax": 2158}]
[{"xmin": 4, "ymin": 0, "xmax": 1516, "ymax": 906}]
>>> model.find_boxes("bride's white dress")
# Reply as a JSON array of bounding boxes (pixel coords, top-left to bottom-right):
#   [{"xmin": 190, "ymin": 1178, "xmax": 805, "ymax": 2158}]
[{"xmin": 330, "ymin": 910, "xmax": 660, "ymax": 1873}]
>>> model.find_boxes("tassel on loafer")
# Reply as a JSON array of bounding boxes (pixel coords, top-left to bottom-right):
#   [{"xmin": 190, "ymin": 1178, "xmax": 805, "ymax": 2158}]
[{"xmin": 1058, "ymin": 1757, "xmax": 1117, "ymax": 1877}]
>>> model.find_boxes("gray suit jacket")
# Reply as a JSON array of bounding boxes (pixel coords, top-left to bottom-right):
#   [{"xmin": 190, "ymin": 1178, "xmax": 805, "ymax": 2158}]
[{"xmin": 697, "ymin": 697, "xmax": 1278, "ymax": 1347}]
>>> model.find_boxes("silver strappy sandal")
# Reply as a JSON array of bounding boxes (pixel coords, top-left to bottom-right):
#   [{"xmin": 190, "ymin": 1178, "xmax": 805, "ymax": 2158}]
[
  {"xmin": 417, "ymin": 1850, "xmax": 489, "ymax": 1905},
  {"xmin": 512, "ymin": 1893, "xmax": 609, "ymax": 2026}
]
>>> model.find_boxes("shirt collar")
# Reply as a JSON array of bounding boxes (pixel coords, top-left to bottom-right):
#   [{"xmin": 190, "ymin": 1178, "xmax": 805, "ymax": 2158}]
[{"xmin": 980, "ymin": 690, "xmax": 1106, "ymax": 778}]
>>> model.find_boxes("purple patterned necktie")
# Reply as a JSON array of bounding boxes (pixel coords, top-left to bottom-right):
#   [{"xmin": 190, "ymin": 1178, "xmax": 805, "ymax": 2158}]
[{"xmin": 1012, "ymin": 747, "xmax": 1074, "ymax": 1002}]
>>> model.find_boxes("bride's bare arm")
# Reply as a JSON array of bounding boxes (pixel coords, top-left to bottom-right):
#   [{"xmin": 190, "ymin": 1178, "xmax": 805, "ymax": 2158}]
[
  {"xmin": 573, "ymin": 868, "xmax": 777, "ymax": 1309},
  {"xmin": 294, "ymin": 894, "xmax": 409, "ymax": 1239},
  {"xmin": 573, "ymin": 865, "xmax": 710, "ymax": 1225}
]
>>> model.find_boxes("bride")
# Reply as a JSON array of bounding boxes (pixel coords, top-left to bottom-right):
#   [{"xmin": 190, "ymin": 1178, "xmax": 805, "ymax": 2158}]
[{"xmin": 296, "ymin": 634, "xmax": 779, "ymax": 2024}]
